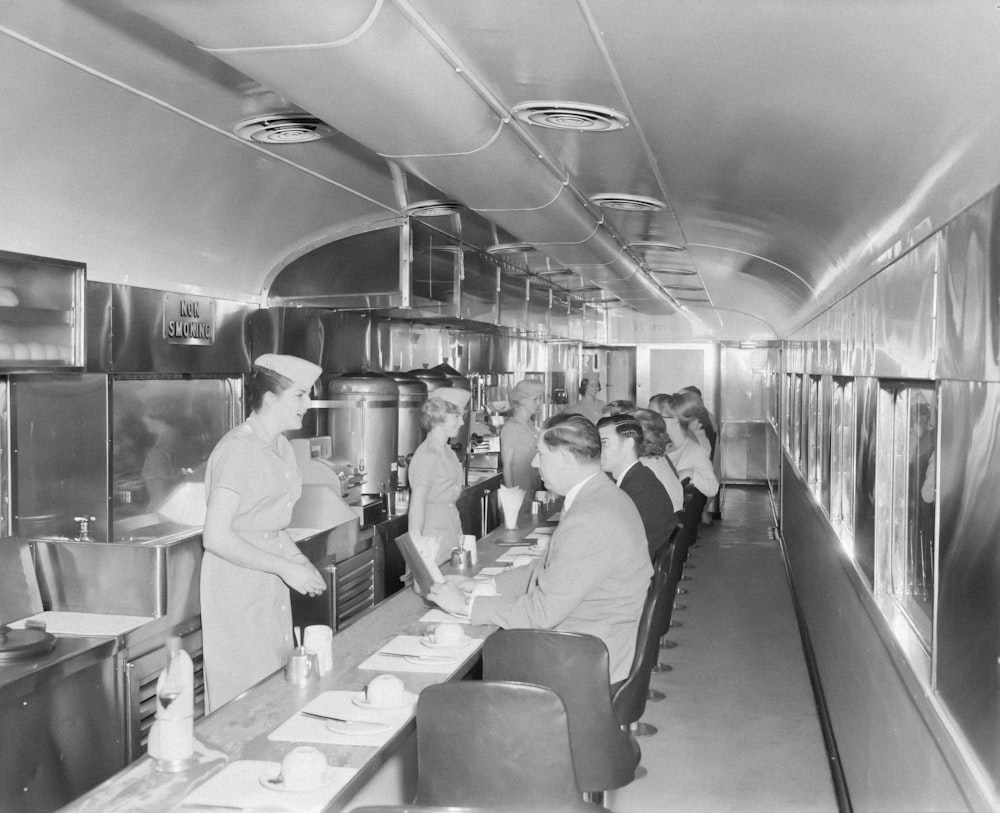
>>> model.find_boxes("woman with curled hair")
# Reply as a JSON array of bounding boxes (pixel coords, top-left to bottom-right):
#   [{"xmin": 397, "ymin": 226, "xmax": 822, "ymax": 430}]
[
  {"xmin": 659, "ymin": 391, "xmax": 720, "ymax": 527},
  {"xmin": 201, "ymin": 354, "xmax": 327, "ymax": 712},
  {"xmin": 408, "ymin": 387, "xmax": 472, "ymax": 563},
  {"xmin": 633, "ymin": 408, "xmax": 685, "ymax": 512},
  {"xmin": 567, "ymin": 376, "xmax": 606, "ymax": 424}
]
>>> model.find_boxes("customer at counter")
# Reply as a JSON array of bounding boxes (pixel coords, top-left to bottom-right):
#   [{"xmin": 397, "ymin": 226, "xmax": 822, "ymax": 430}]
[
  {"xmin": 200, "ymin": 354, "xmax": 327, "ymax": 713},
  {"xmin": 428, "ymin": 414, "xmax": 652, "ymax": 684},
  {"xmin": 597, "ymin": 413, "xmax": 677, "ymax": 560},
  {"xmin": 500, "ymin": 378, "xmax": 544, "ymax": 505},
  {"xmin": 408, "ymin": 387, "xmax": 472, "ymax": 564}
]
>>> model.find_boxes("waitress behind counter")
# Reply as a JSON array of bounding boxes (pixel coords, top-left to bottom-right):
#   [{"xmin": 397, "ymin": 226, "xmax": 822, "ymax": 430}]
[
  {"xmin": 408, "ymin": 387, "xmax": 472, "ymax": 564},
  {"xmin": 500, "ymin": 378, "xmax": 545, "ymax": 507},
  {"xmin": 200, "ymin": 354, "xmax": 327, "ymax": 713}
]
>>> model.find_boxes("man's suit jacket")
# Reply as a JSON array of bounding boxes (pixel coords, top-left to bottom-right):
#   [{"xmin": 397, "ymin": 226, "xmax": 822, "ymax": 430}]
[
  {"xmin": 471, "ymin": 471, "xmax": 653, "ymax": 683},
  {"xmin": 619, "ymin": 461, "xmax": 677, "ymax": 560}
]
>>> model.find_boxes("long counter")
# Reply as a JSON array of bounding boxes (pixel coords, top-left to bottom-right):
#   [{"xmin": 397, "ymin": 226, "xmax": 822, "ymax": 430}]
[{"xmin": 62, "ymin": 502, "xmax": 552, "ymax": 812}]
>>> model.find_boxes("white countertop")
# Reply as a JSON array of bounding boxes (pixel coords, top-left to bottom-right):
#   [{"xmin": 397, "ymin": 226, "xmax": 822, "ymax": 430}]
[{"xmin": 10, "ymin": 611, "xmax": 155, "ymax": 637}]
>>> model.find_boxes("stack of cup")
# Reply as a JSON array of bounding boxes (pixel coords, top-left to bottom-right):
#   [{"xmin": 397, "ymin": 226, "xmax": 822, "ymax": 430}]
[{"xmin": 303, "ymin": 625, "xmax": 334, "ymax": 676}]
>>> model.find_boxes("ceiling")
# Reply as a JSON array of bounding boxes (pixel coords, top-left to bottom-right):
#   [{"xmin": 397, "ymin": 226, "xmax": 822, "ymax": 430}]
[{"xmin": 2, "ymin": 0, "xmax": 1000, "ymax": 342}]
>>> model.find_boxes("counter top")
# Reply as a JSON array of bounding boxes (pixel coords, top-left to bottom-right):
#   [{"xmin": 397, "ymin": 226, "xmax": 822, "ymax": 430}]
[{"xmin": 62, "ymin": 502, "xmax": 555, "ymax": 813}]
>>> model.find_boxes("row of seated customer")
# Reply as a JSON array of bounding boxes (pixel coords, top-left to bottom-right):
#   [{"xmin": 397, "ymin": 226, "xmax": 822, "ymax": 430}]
[{"xmin": 362, "ymin": 413, "xmax": 700, "ymax": 812}]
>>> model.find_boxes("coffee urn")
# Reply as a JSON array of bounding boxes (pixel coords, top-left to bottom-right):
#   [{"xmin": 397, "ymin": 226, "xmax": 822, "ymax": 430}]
[
  {"xmin": 326, "ymin": 371, "xmax": 400, "ymax": 500},
  {"xmin": 386, "ymin": 371, "xmax": 427, "ymax": 463}
]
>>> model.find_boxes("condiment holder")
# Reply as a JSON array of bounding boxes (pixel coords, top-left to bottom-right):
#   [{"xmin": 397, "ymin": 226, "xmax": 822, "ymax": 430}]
[{"xmin": 285, "ymin": 647, "xmax": 319, "ymax": 685}]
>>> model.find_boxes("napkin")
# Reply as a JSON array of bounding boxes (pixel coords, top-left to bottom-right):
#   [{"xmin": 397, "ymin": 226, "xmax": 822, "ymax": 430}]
[
  {"xmin": 176, "ymin": 760, "xmax": 355, "ymax": 812},
  {"xmin": 420, "ymin": 609, "xmax": 475, "ymax": 625},
  {"xmin": 269, "ymin": 691, "xmax": 413, "ymax": 747},
  {"xmin": 498, "ymin": 485, "xmax": 525, "ymax": 530},
  {"xmin": 358, "ymin": 634, "xmax": 481, "ymax": 673},
  {"xmin": 497, "ymin": 546, "xmax": 544, "ymax": 563}
]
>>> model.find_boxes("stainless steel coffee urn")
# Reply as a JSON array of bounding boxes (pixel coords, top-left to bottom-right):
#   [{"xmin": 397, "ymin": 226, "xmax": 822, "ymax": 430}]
[
  {"xmin": 386, "ymin": 371, "xmax": 427, "ymax": 462},
  {"xmin": 326, "ymin": 371, "xmax": 399, "ymax": 497}
]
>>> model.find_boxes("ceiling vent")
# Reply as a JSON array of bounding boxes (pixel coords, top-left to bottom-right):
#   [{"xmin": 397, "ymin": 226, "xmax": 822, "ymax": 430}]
[
  {"xmin": 486, "ymin": 242, "xmax": 535, "ymax": 256},
  {"xmin": 403, "ymin": 199, "xmax": 463, "ymax": 217},
  {"xmin": 630, "ymin": 241, "xmax": 685, "ymax": 252},
  {"xmin": 649, "ymin": 267, "xmax": 698, "ymax": 277},
  {"xmin": 661, "ymin": 282, "xmax": 704, "ymax": 291},
  {"xmin": 510, "ymin": 101, "xmax": 630, "ymax": 132},
  {"xmin": 590, "ymin": 193, "xmax": 665, "ymax": 212},
  {"xmin": 233, "ymin": 114, "xmax": 336, "ymax": 144}
]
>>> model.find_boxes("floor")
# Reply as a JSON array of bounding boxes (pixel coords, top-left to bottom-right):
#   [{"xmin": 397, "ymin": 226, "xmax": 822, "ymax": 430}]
[{"xmin": 606, "ymin": 485, "xmax": 840, "ymax": 813}]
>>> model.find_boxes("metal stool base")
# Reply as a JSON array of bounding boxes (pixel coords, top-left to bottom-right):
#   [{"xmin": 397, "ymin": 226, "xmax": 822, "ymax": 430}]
[
  {"xmin": 647, "ymin": 688, "xmax": 665, "ymax": 702},
  {"xmin": 630, "ymin": 721, "xmax": 658, "ymax": 737},
  {"xmin": 634, "ymin": 765, "xmax": 648, "ymax": 780},
  {"xmin": 651, "ymin": 662, "xmax": 672, "ymax": 673},
  {"xmin": 660, "ymin": 637, "xmax": 677, "ymax": 649}
]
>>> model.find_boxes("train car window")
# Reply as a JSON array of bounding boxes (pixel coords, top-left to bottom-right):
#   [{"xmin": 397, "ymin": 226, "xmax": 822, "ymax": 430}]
[
  {"xmin": 805, "ymin": 375, "xmax": 821, "ymax": 494},
  {"xmin": 829, "ymin": 378, "xmax": 855, "ymax": 553},
  {"xmin": 790, "ymin": 374, "xmax": 803, "ymax": 470},
  {"xmin": 874, "ymin": 381, "xmax": 935, "ymax": 646}
]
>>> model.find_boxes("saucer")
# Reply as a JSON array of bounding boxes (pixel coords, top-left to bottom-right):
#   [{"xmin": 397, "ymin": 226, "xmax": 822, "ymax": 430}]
[
  {"xmin": 325, "ymin": 719, "xmax": 392, "ymax": 736},
  {"xmin": 421, "ymin": 635, "xmax": 470, "ymax": 649},
  {"xmin": 351, "ymin": 691, "xmax": 417, "ymax": 711},
  {"xmin": 258, "ymin": 765, "xmax": 341, "ymax": 792}
]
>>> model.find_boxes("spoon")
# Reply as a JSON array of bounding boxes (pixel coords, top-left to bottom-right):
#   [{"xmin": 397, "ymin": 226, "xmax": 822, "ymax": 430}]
[{"xmin": 293, "ymin": 626, "xmax": 302, "ymax": 649}]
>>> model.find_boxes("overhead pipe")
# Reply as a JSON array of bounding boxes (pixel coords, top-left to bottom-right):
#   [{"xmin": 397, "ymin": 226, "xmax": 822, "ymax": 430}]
[{"xmin": 128, "ymin": 0, "xmax": 676, "ymax": 315}]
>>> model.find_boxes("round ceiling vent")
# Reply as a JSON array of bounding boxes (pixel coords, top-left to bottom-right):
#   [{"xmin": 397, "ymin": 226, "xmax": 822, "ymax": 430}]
[
  {"xmin": 233, "ymin": 114, "xmax": 336, "ymax": 144},
  {"xmin": 486, "ymin": 242, "xmax": 535, "ymax": 256},
  {"xmin": 510, "ymin": 101, "xmax": 630, "ymax": 132},
  {"xmin": 590, "ymin": 193, "xmax": 665, "ymax": 212},
  {"xmin": 403, "ymin": 199, "xmax": 463, "ymax": 217}
]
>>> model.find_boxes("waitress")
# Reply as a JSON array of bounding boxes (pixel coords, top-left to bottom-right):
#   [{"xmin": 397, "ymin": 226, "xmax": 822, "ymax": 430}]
[
  {"xmin": 500, "ymin": 378, "xmax": 545, "ymax": 504},
  {"xmin": 567, "ymin": 377, "xmax": 606, "ymax": 424},
  {"xmin": 200, "ymin": 354, "xmax": 327, "ymax": 712},
  {"xmin": 407, "ymin": 387, "xmax": 472, "ymax": 563}
]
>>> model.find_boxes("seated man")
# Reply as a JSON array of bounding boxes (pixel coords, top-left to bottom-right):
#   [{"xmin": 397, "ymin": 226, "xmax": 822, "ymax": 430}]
[
  {"xmin": 597, "ymin": 414, "xmax": 678, "ymax": 560},
  {"xmin": 428, "ymin": 414, "xmax": 653, "ymax": 684}
]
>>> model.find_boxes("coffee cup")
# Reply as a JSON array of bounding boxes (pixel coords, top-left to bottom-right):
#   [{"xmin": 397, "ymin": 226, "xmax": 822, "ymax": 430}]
[
  {"xmin": 303, "ymin": 625, "xmax": 334, "ymax": 676},
  {"xmin": 280, "ymin": 745, "xmax": 328, "ymax": 790},
  {"xmin": 432, "ymin": 622, "xmax": 466, "ymax": 646},
  {"xmin": 366, "ymin": 674, "xmax": 406, "ymax": 707},
  {"xmin": 534, "ymin": 490, "xmax": 550, "ymax": 503}
]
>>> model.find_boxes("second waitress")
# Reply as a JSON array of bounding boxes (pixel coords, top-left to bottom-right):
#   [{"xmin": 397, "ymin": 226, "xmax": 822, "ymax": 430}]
[{"xmin": 407, "ymin": 387, "xmax": 472, "ymax": 563}]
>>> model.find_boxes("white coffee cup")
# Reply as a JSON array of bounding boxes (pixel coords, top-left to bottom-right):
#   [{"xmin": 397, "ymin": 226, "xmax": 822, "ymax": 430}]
[
  {"xmin": 280, "ymin": 745, "xmax": 328, "ymax": 790},
  {"xmin": 432, "ymin": 622, "xmax": 466, "ymax": 646},
  {"xmin": 366, "ymin": 674, "xmax": 406, "ymax": 707},
  {"xmin": 303, "ymin": 625, "xmax": 334, "ymax": 676},
  {"xmin": 470, "ymin": 580, "xmax": 497, "ymax": 598}
]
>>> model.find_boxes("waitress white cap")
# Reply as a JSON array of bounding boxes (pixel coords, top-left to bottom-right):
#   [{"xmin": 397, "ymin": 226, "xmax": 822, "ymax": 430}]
[
  {"xmin": 254, "ymin": 354, "xmax": 322, "ymax": 389},
  {"xmin": 432, "ymin": 387, "xmax": 472, "ymax": 409}
]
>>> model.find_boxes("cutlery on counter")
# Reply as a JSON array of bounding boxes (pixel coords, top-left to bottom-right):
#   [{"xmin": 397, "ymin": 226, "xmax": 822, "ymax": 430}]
[
  {"xmin": 375, "ymin": 651, "xmax": 457, "ymax": 662},
  {"xmin": 299, "ymin": 710, "xmax": 385, "ymax": 725}
]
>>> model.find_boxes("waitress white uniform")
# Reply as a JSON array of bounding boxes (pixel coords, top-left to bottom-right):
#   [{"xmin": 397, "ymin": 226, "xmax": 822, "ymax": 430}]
[{"xmin": 200, "ymin": 419, "xmax": 303, "ymax": 712}]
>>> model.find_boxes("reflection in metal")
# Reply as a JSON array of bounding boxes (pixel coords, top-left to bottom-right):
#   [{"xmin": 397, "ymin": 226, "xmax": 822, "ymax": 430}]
[
  {"xmin": 936, "ymin": 380, "xmax": 1000, "ymax": 785},
  {"xmin": 854, "ymin": 377, "xmax": 878, "ymax": 586},
  {"xmin": 939, "ymin": 188, "xmax": 1000, "ymax": 381}
]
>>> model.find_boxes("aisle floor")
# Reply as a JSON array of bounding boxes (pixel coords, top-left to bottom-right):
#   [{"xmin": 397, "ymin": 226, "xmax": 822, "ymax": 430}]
[{"xmin": 606, "ymin": 485, "xmax": 839, "ymax": 813}]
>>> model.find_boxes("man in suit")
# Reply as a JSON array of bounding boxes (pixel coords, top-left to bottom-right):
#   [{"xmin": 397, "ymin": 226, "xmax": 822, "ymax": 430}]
[
  {"xmin": 428, "ymin": 414, "xmax": 652, "ymax": 683},
  {"xmin": 597, "ymin": 414, "xmax": 677, "ymax": 560}
]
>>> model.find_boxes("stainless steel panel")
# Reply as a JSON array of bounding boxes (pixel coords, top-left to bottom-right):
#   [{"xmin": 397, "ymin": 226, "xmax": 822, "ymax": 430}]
[
  {"xmin": 0, "ymin": 540, "xmax": 42, "ymax": 625},
  {"xmin": 0, "ymin": 637, "xmax": 121, "ymax": 813},
  {"xmin": 719, "ymin": 422, "xmax": 769, "ymax": 482},
  {"xmin": 91, "ymin": 284, "xmax": 255, "ymax": 374},
  {"xmin": 11, "ymin": 374, "xmax": 109, "ymax": 542},
  {"xmin": 33, "ymin": 534, "xmax": 203, "ymax": 620},
  {"xmin": 939, "ymin": 189, "xmax": 1000, "ymax": 382},
  {"xmin": 936, "ymin": 380, "xmax": 1000, "ymax": 784}
]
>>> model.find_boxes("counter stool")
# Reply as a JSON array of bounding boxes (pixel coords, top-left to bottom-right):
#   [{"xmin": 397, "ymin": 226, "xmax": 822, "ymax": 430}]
[
  {"xmin": 483, "ymin": 629, "xmax": 641, "ymax": 803},
  {"xmin": 414, "ymin": 681, "xmax": 596, "ymax": 811},
  {"xmin": 612, "ymin": 545, "xmax": 675, "ymax": 747}
]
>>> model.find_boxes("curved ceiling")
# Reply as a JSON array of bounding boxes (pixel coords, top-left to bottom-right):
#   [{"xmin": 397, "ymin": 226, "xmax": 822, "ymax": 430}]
[{"xmin": 3, "ymin": 0, "xmax": 1000, "ymax": 341}]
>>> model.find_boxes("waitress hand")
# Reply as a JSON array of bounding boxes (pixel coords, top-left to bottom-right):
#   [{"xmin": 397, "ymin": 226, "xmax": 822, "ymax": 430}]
[{"xmin": 280, "ymin": 559, "xmax": 327, "ymax": 597}]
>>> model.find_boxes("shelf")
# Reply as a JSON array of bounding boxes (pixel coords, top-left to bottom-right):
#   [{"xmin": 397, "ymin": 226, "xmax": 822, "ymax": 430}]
[{"xmin": 0, "ymin": 306, "xmax": 73, "ymax": 325}]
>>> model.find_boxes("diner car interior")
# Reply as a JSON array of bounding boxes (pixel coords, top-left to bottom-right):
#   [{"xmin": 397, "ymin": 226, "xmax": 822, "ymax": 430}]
[{"xmin": 2, "ymin": 1, "xmax": 1000, "ymax": 811}]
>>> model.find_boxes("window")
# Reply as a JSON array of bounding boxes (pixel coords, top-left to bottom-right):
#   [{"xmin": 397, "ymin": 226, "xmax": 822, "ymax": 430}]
[
  {"xmin": 874, "ymin": 381, "xmax": 936, "ymax": 644},
  {"xmin": 829, "ymin": 378, "xmax": 856, "ymax": 552}
]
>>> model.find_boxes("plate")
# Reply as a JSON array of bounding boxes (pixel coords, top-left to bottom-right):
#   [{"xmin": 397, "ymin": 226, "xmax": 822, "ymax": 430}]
[
  {"xmin": 325, "ymin": 719, "xmax": 392, "ymax": 735},
  {"xmin": 258, "ymin": 765, "xmax": 342, "ymax": 792},
  {"xmin": 421, "ymin": 635, "xmax": 470, "ymax": 649},
  {"xmin": 351, "ymin": 691, "xmax": 418, "ymax": 711}
]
